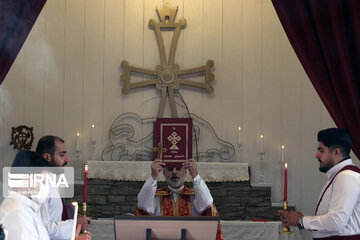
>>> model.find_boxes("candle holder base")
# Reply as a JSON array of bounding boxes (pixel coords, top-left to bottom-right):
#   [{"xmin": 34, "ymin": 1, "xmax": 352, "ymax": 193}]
[
  {"xmin": 279, "ymin": 201, "xmax": 294, "ymax": 234},
  {"xmin": 80, "ymin": 202, "xmax": 88, "ymax": 235},
  {"xmin": 279, "ymin": 227, "xmax": 293, "ymax": 234}
]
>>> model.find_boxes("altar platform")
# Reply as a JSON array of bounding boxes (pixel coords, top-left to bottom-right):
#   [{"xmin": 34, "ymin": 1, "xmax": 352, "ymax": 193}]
[{"xmin": 88, "ymin": 219, "xmax": 301, "ymax": 240}]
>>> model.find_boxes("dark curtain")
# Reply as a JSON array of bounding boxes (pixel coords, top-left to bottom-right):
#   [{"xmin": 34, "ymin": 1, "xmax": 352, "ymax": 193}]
[
  {"xmin": 272, "ymin": 0, "xmax": 360, "ymax": 158},
  {"xmin": 0, "ymin": 0, "xmax": 46, "ymax": 85}
]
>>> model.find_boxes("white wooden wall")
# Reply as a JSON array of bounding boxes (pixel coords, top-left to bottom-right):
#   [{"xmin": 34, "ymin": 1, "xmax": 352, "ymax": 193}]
[{"xmin": 0, "ymin": 1, "xmax": 358, "ymax": 239}]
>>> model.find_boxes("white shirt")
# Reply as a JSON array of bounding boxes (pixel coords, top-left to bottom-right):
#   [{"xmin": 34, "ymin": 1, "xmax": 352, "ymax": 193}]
[
  {"xmin": 303, "ymin": 159, "xmax": 360, "ymax": 238},
  {"xmin": 137, "ymin": 174, "xmax": 213, "ymax": 215},
  {"xmin": 0, "ymin": 191, "xmax": 50, "ymax": 240},
  {"xmin": 40, "ymin": 185, "xmax": 73, "ymax": 240}
]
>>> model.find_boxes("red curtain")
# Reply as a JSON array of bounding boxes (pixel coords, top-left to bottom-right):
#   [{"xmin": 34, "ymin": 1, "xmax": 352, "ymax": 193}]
[
  {"xmin": 272, "ymin": 0, "xmax": 360, "ymax": 158},
  {"xmin": 0, "ymin": 0, "xmax": 46, "ymax": 85}
]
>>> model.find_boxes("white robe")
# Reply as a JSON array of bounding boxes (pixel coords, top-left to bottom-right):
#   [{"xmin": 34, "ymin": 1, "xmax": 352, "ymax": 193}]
[
  {"xmin": 303, "ymin": 159, "xmax": 360, "ymax": 238},
  {"xmin": 137, "ymin": 174, "xmax": 213, "ymax": 215},
  {"xmin": 0, "ymin": 191, "xmax": 50, "ymax": 240},
  {"xmin": 40, "ymin": 185, "xmax": 73, "ymax": 240}
]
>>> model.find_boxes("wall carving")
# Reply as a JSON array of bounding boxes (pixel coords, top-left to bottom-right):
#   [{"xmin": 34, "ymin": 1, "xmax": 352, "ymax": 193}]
[
  {"xmin": 121, "ymin": 4, "xmax": 214, "ymax": 118},
  {"xmin": 101, "ymin": 113, "xmax": 235, "ymax": 162}
]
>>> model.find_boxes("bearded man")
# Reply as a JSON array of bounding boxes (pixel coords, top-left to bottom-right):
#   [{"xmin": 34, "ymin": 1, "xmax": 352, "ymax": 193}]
[
  {"xmin": 136, "ymin": 158, "xmax": 223, "ymax": 240},
  {"xmin": 279, "ymin": 128, "xmax": 360, "ymax": 240}
]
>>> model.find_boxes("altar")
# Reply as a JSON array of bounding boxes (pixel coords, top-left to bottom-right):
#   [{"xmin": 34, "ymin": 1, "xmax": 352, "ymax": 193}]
[
  {"xmin": 73, "ymin": 161, "xmax": 287, "ymax": 221},
  {"xmin": 88, "ymin": 219, "xmax": 301, "ymax": 240}
]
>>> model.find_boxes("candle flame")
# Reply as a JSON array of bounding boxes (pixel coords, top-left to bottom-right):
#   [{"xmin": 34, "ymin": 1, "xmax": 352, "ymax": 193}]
[
  {"xmin": 76, "ymin": 132, "xmax": 80, "ymax": 136},
  {"xmin": 238, "ymin": 126, "xmax": 241, "ymax": 131},
  {"xmin": 85, "ymin": 164, "xmax": 88, "ymax": 172},
  {"xmin": 285, "ymin": 163, "xmax": 288, "ymax": 168},
  {"xmin": 282, "ymin": 145, "xmax": 285, "ymax": 149},
  {"xmin": 260, "ymin": 134, "xmax": 264, "ymax": 139},
  {"xmin": 72, "ymin": 202, "xmax": 78, "ymax": 206},
  {"xmin": 92, "ymin": 124, "xmax": 95, "ymax": 128}
]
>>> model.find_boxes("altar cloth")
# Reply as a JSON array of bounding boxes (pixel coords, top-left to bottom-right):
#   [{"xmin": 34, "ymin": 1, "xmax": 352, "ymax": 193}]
[{"xmin": 87, "ymin": 161, "xmax": 249, "ymax": 182}]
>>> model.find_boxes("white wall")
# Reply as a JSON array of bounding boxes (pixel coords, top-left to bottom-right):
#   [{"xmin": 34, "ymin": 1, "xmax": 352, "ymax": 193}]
[{"xmin": 0, "ymin": 0, "xmax": 358, "ymax": 239}]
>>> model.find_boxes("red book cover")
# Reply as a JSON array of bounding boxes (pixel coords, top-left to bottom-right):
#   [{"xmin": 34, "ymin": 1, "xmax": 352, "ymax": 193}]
[{"xmin": 153, "ymin": 118, "xmax": 193, "ymax": 167}]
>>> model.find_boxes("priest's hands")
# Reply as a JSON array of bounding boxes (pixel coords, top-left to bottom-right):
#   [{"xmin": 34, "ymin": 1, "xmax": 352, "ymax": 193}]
[
  {"xmin": 151, "ymin": 159, "xmax": 165, "ymax": 179},
  {"xmin": 278, "ymin": 210, "xmax": 303, "ymax": 227},
  {"xmin": 183, "ymin": 159, "xmax": 198, "ymax": 178}
]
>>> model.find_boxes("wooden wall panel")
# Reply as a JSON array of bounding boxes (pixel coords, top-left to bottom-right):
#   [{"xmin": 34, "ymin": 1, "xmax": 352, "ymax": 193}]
[
  {"xmin": 64, "ymin": 0, "xmax": 85, "ymax": 165},
  {"xmin": 123, "ymin": 0, "xmax": 144, "ymax": 115},
  {"xmin": 44, "ymin": 0, "xmax": 65, "ymax": 137},
  {"xmin": 281, "ymin": 35, "xmax": 302, "ymax": 206},
  {"xmin": 83, "ymin": 0, "xmax": 105, "ymax": 160},
  {"xmin": 242, "ymin": 0, "xmax": 262, "ymax": 182},
  {"xmin": 262, "ymin": 0, "xmax": 282, "ymax": 202},
  {"xmin": 24, "ymin": 10, "xmax": 46, "ymax": 150},
  {"xmin": 122, "ymin": 0, "xmax": 144, "ymax": 151},
  {"xmin": 182, "ymin": 0, "xmax": 203, "ymax": 118},
  {"xmin": 203, "ymin": 0, "xmax": 222, "ymax": 137},
  {"xmin": 102, "ymin": 0, "xmax": 125, "ymax": 150},
  {"xmin": 222, "ymin": 0, "xmax": 243, "ymax": 155}
]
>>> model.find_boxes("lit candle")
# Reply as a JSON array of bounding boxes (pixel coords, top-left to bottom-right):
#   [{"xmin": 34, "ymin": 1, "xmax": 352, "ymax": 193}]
[
  {"xmin": 284, "ymin": 163, "xmax": 288, "ymax": 202},
  {"xmin": 83, "ymin": 164, "xmax": 88, "ymax": 203},
  {"xmin": 260, "ymin": 134, "xmax": 264, "ymax": 153},
  {"xmin": 238, "ymin": 126, "xmax": 242, "ymax": 145},
  {"xmin": 71, "ymin": 202, "xmax": 78, "ymax": 240},
  {"xmin": 91, "ymin": 124, "xmax": 95, "ymax": 142},
  {"xmin": 281, "ymin": 145, "xmax": 285, "ymax": 162},
  {"xmin": 76, "ymin": 132, "xmax": 80, "ymax": 151}
]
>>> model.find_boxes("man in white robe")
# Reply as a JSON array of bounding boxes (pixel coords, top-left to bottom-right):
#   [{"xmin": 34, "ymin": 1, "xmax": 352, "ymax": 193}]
[
  {"xmin": 0, "ymin": 151, "xmax": 91, "ymax": 240},
  {"xmin": 36, "ymin": 135, "xmax": 90, "ymax": 240},
  {"xmin": 279, "ymin": 128, "xmax": 360, "ymax": 239}
]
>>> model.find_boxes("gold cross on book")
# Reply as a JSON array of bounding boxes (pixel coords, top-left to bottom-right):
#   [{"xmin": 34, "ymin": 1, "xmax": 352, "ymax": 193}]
[{"xmin": 153, "ymin": 142, "xmax": 168, "ymax": 159}]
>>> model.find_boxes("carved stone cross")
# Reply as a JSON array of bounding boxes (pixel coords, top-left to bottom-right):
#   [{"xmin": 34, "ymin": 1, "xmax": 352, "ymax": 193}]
[{"xmin": 121, "ymin": 4, "xmax": 215, "ymax": 118}]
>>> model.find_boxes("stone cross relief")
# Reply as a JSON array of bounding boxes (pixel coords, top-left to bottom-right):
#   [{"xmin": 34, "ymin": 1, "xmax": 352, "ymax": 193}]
[{"xmin": 121, "ymin": 5, "xmax": 215, "ymax": 118}]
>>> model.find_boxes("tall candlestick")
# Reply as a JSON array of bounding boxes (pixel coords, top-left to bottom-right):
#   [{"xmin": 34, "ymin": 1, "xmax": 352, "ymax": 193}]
[
  {"xmin": 284, "ymin": 163, "xmax": 288, "ymax": 202},
  {"xmin": 71, "ymin": 202, "xmax": 78, "ymax": 240},
  {"xmin": 91, "ymin": 124, "xmax": 95, "ymax": 142},
  {"xmin": 281, "ymin": 145, "xmax": 285, "ymax": 162},
  {"xmin": 238, "ymin": 126, "xmax": 242, "ymax": 145},
  {"xmin": 76, "ymin": 132, "xmax": 80, "ymax": 151},
  {"xmin": 260, "ymin": 134, "xmax": 264, "ymax": 153},
  {"xmin": 83, "ymin": 164, "xmax": 88, "ymax": 203}
]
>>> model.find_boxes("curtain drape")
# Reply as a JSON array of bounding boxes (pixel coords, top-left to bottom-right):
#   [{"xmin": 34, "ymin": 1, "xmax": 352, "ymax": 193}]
[
  {"xmin": 272, "ymin": 0, "xmax": 360, "ymax": 158},
  {"xmin": 0, "ymin": 0, "xmax": 46, "ymax": 85}
]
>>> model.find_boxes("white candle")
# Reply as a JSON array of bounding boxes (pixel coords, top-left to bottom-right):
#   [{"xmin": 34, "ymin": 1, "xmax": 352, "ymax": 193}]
[
  {"xmin": 238, "ymin": 126, "xmax": 242, "ymax": 145},
  {"xmin": 71, "ymin": 202, "xmax": 78, "ymax": 240},
  {"xmin": 76, "ymin": 132, "xmax": 80, "ymax": 151},
  {"xmin": 91, "ymin": 124, "xmax": 95, "ymax": 142},
  {"xmin": 260, "ymin": 134, "xmax": 264, "ymax": 153},
  {"xmin": 281, "ymin": 145, "xmax": 285, "ymax": 162}
]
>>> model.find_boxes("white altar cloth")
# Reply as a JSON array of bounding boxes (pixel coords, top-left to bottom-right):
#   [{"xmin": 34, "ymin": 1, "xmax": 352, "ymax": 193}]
[
  {"xmin": 87, "ymin": 161, "xmax": 249, "ymax": 182},
  {"xmin": 88, "ymin": 219, "xmax": 301, "ymax": 240}
]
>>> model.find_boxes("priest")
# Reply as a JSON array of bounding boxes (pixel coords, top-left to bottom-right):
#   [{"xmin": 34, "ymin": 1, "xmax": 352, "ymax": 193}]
[{"xmin": 136, "ymin": 158, "xmax": 223, "ymax": 240}]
